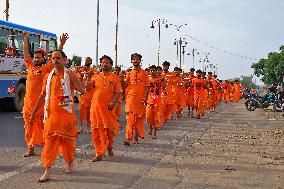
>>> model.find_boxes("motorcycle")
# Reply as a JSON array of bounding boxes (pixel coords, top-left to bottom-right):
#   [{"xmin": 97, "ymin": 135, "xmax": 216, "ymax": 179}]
[{"xmin": 245, "ymin": 92, "xmax": 283, "ymax": 112}]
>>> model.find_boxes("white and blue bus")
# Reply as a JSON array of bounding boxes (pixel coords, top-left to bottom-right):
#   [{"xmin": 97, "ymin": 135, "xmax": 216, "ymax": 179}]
[{"xmin": 0, "ymin": 20, "xmax": 57, "ymax": 111}]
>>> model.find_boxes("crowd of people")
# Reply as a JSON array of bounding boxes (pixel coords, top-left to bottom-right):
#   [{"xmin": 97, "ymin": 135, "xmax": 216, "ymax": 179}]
[{"xmin": 21, "ymin": 33, "xmax": 243, "ymax": 182}]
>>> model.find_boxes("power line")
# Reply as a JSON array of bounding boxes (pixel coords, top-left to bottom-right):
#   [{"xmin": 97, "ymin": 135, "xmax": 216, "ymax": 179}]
[{"xmin": 183, "ymin": 33, "xmax": 259, "ymax": 61}]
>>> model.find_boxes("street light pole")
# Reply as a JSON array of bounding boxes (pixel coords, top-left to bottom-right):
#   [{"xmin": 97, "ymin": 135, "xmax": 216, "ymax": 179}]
[
  {"xmin": 96, "ymin": 0, "xmax": 100, "ymax": 67},
  {"xmin": 150, "ymin": 19, "xmax": 168, "ymax": 66},
  {"xmin": 158, "ymin": 19, "xmax": 161, "ymax": 66},
  {"xmin": 182, "ymin": 45, "xmax": 186, "ymax": 69},
  {"xmin": 201, "ymin": 52, "xmax": 210, "ymax": 72},
  {"xmin": 168, "ymin": 23, "xmax": 188, "ymax": 67},
  {"xmin": 115, "ymin": 0, "xmax": 119, "ymax": 67},
  {"xmin": 5, "ymin": 0, "xmax": 9, "ymax": 21},
  {"xmin": 192, "ymin": 48, "xmax": 198, "ymax": 69},
  {"xmin": 179, "ymin": 39, "xmax": 182, "ymax": 68},
  {"xmin": 175, "ymin": 40, "xmax": 178, "ymax": 67}
]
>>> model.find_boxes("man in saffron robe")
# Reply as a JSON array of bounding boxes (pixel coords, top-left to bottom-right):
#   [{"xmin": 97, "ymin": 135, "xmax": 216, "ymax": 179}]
[
  {"xmin": 146, "ymin": 65, "xmax": 162, "ymax": 139},
  {"xmin": 114, "ymin": 66, "xmax": 125, "ymax": 129},
  {"xmin": 207, "ymin": 72, "xmax": 217, "ymax": 112},
  {"xmin": 77, "ymin": 57, "xmax": 97, "ymax": 133},
  {"xmin": 30, "ymin": 50, "xmax": 86, "ymax": 182},
  {"xmin": 89, "ymin": 55, "xmax": 122, "ymax": 161},
  {"xmin": 233, "ymin": 80, "xmax": 242, "ymax": 102},
  {"xmin": 192, "ymin": 70, "xmax": 207, "ymax": 119},
  {"xmin": 22, "ymin": 32, "xmax": 68, "ymax": 157},
  {"xmin": 172, "ymin": 67, "xmax": 184, "ymax": 118},
  {"xmin": 124, "ymin": 53, "xmax": 150, "ymax": 145},
  {"xmin": 184, "ymin": 68, "xmax": 195, "ymax": 117},
  {"xmin": 161, "ymin": 61, "xmax": 175, "ymax": 123},
  {"xmin": 156, "ymin": 66, "xmax": 166, "ymax": 126}
]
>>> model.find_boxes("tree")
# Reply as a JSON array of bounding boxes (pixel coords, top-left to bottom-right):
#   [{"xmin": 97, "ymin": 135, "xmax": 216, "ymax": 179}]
[
  {"xmin": 252, "ymin": 46, "xmax": 284, "ymax": 86},
  {"xmin": 67, "ymin": 54, "xmax": 82, "ymax": 67},
  {"xmin": 241, "ymin": 79, "xmax": 256, "ymax": 89}
]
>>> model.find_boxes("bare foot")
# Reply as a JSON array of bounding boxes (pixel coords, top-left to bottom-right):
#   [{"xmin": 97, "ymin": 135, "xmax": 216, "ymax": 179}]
[
  {"xmin": 123, "ymin": 140, "xmax": 130, "ymax": 146},
  {"xmin": 38, "ymin": 168, "xmax": 50, "ymax": 182},
  {"xmin": 23, "ymin": 148, "xmax": 35, "ymax": 157},
  {"xmin": 92, "ymin": 155, "xmax": 103, "ymax": 162},
  {"xmin": 65, "ymin": 163, "xmax": 73, "ymax": 174},
  {"xmin": 107, "ymin": 148, "xmax": 114, "ymax": 156}
]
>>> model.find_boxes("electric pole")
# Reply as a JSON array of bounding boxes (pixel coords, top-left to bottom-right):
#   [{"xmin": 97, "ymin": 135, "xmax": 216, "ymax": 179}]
[
  {"xmin": 96, "ymin": 0, "xmax": 100, "ymax": 67},
  {"xmin": 115, "ymin": 0, "xmax": 119, "ymax": 67},
  {"xmin": 6, "ymin": 0, "xmax": 9, "ymax": 21}
]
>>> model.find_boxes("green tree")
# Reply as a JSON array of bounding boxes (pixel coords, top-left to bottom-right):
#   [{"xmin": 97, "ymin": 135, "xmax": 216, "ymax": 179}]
[
  {"xmin": 241, "ymin": 78, "xmax": 256, "ymax": 89},
  {"xmin": 67, "ymin": 54, "xmax": 82, "ymax": 67},
  {"xmin": 252, "ymin": 46, "xmax": 284, "ymax": 85}
]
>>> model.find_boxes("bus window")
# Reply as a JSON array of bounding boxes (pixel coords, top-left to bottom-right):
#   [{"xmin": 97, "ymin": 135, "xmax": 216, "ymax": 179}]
[
  {"xmin": 0, "ymin": 28, "xmax": 12, "ymax": 55},
  {"xmin": 40, "ymin": 40, "xmax": 48, "ymax": 53},
  {"xmin": 29, "ymin": 35, "xmax": 40, "ymax": 54},
  {"xmin": 49, "ymin": 39, "xmax": 57, "ymax": 51},
  {"xmin": 14, "ymin": 35, "xmax": 24, "ymax": 57}
]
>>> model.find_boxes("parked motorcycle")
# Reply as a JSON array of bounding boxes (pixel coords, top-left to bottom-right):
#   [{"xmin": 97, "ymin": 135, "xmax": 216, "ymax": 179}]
[{"xmin": 245, "ymin": 92, "xmax": 283, "ymax": 112}]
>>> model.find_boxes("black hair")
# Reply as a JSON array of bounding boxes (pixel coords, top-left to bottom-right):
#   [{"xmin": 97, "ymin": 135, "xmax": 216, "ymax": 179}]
[
  {"xmin": 53, "ymin": 50, "xmax": 67, "ymax": 59},
  {"xmin": 131, "ymin": 53, "xmax": 142, "ymax": 60},
  {"xmin": 162, "ymin": 61, "xmax": 170, "ymax": 66},
  {"xmin": 156, "ymin": 66, "xmax": 163, "ymax": 70},
  {"xmin": 33, "ymin": 50, "xmax": 45, "ymax": 58},
  {"xmin": 149, "ymin": 65, "xmax": 157, "ymax": 70},
  {"xmin": 100, "ymin": 55, "xmax": 113, "ymax": 65},
  {"xmin": 190, "ymin": 68, "xmax": 195, "ymax": 72},
  {"xmin": 208, "ymin": 72, "xmax": 213, "ymax": 75},
  {"xmin": 196, "ymin": 69, "xmax": 202, "ymax": 74},
  {"xmin": 115, "ymin": 66, "xmax": 121, "ymax": 70}
]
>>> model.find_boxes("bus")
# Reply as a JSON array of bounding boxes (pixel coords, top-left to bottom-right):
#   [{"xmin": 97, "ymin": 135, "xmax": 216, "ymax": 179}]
[{"xmin": 0, "ymin": 20, "xmax": 57, "ymax": 111}]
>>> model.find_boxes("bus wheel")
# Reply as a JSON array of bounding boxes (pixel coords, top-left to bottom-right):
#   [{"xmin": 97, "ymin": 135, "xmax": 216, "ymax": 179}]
[{"xmin": 13, "ymin": 82, "xmax": 26, "ymax": 112}]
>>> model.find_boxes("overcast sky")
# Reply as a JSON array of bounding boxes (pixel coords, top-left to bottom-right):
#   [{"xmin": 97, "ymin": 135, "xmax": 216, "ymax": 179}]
[{"xmin": 1, "ymin": 0, "xmax": 284, "ymax": 82}]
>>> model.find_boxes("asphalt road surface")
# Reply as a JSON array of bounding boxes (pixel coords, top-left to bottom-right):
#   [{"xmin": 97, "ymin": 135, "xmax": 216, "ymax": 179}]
[{"xmin": 0, "ymin": 101, "xmax": 283, "ymax": 189}]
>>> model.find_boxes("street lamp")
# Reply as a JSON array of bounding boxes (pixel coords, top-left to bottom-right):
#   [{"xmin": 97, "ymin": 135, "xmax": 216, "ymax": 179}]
[
  {"xmin": 150, "ymin": 19, "xmax": 168, "ymax": 66},
  {"xmin": 174, "ymin": 37, "xmax": 187, "ymax": 68},
  {"xmin": 192, "ymin": 48, "xmax": 199, "ymax": 69},
  {"xmin": 168, "ymin": 23, "xmax": 188, "ymax": 66},
  {"xmin": 96, "ymin": 0, "xmax": 100, "ymax": 67},
  {"xmin": 200, "ymin": 52, "xmax": 210, "ymax": 72},
  {"xmin": 115, "ymin": 0, "xmax": 119, "ymax": 67},
  {"xmin": 182, "ymin": 45, "xmax": 186, "ymax": 70}
]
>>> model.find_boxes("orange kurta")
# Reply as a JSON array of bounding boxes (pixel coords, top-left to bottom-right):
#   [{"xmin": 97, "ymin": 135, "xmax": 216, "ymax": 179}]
[
  {"xmin": 171, "ymin": 75, "xmax": 184, "ymax": 116},
  {"xmin": 184, "ymin": 75, "xmax": 195, "ymax": 108},
  {"xmin": 90, "ymin": 72, "xmax": 122, "ymax": 155},
  {"xmin": 125, "ymin": 68, "xmax": 149, "ymax": 141},
  {"xmin": 207, "ymin": 77, "xmax": 217, "ymax": 110},
  {"xmin": 114, "ymin": 73, "xmax": 125, "ymax": 119},
  {"xmin": 222, "ymin": 82, "xmax": 230, "ymax": 103},
  {"xmin": 146, "ymin": 77, "xmax": 162, "ymax": 129},
  {"xmin": 78, "ymin": 67, "xmax": 97, "ymax": 126},
  {"xmin": 233, "ymin": 83, "xmax": 242, "ymax": 102},
  {"xmin": 192, "ymin": 77, "xmax": 207, "ymax": 117},
  {"xmin": 161, "ymin": 71, "xmax": 175, "ymax": 121},
  {"xmin": 23, "ymin": 59, "xmax": 54, "ymax": 148},
  {"xmin": 40, "ymin": 71, "xmax": 78, "ymax": 168}
]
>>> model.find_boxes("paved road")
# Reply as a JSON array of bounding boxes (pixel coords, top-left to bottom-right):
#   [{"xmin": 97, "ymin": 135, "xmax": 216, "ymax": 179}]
[{"xmin": 0, "ymin": 102, "xmax": 283, "ymax": 189}]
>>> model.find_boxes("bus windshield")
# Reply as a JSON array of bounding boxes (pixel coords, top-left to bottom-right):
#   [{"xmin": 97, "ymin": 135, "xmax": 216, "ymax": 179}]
[{"xmin": 0, "ymin": 20, "xmax": 57, "ymax": 58}]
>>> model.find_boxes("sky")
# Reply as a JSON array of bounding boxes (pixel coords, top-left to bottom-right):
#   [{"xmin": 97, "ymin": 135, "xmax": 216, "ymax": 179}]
[{"xmin": 1, "ymin": 0, "xmax": 284, "ymax": 83}]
